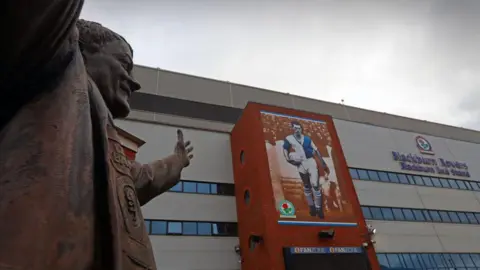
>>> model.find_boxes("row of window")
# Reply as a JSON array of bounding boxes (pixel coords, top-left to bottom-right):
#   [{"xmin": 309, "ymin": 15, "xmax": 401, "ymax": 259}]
[
  {"xmin": 350, "ymin": 168, "xmax": 480, "ymax": 192},
  {"xmin": 377, "ymin": 253, "xmax": 480, "ymax": 269},
  {"xmin": 362, "ymin": 206, "xmax": 480, "ymax": 225},
  {"xmin": 144, "ymin": 219, "xmax": 238, "ymax": 237},
  {"xmin": 168, "ymin": 169, "xmax": 480, "ymax": 197},
  {"xmin": 168, "ymin": 180, "xmax": 235, "ymax": 196}
]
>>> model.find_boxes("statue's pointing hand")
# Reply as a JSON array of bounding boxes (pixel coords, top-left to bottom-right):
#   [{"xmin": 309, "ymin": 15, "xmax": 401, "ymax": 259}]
[{"xmin": 175, "ymin": 129, "xmax": 194, "ymax": 168}]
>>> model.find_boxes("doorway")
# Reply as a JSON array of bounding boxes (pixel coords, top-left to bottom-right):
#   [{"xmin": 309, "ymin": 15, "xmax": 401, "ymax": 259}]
[{"xmin": 284, "ymin": 249, "xmax": 372, "ymax": 270}]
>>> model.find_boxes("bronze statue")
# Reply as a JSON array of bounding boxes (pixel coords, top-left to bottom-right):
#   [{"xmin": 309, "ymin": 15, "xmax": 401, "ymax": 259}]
[{"xmin": 0, "ymin": 1, "xmax": 193, "ymax": 269}]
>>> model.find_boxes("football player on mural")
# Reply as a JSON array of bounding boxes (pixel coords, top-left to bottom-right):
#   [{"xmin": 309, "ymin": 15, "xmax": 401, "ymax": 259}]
[{"xmin": 283, "ymin": 121, "xmax": 330, "ymax": 218}]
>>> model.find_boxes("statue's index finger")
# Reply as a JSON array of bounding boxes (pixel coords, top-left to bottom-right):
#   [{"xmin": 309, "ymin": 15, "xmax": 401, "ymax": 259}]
[{"xmin": 177, "ymin": 129, "xmax": 184, "ymax": 143}]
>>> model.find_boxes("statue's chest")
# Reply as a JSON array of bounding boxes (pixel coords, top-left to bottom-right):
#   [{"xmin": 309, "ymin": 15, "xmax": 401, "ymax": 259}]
[{"xmin": 107, "ymin": 126, "xmax": 156, "ymax": 269}]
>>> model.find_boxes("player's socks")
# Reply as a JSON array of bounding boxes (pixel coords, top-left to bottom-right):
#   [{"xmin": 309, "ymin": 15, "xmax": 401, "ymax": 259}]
[
  {"xmin": 304, "ymin": 189, "xmax": 314, "ymax": 207},
  {"xmin": 316, "ymin": 207, "xmax": 324, "ymax": 219},
  {"xmin": 309, "ymin": 206, "xmax": 316, "ymax": 216},
  {"xmin": 313, "ymin": 189, "xmax": 322, "ymax": 209},
  {"xmin": 313, "ymin": 189, "xmax": 324, "ymax": 218}
]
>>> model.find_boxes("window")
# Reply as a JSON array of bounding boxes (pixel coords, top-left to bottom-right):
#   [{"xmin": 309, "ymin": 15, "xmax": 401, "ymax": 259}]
[
  {"xmin": 397, "ymin": 174, "xmax": 409, "ymax": 184},
  {"xmin": 466, "ymin": 212, "xmax": 478, "ymax": 224},
  {"xmin": 409, "ymin": 254, "xmax": 423, "ymax": 269},
  {"xmin": 457, "ymin": 180, "xmax": 468, "ymax": 190},
  {"xmin": 470, "ymin": 254, "xmax": 480, "ymax": 267},
  {"xmin": 170, "ymin": 182, "xmax": 182, "ymax": 192},
  {"xmin": 414, "ymin": 176, "xmax": 424, "ymax": 185},
  {"xmin": 438, "ymin": 211, "xmax": 451, "ymax": 223},
  {"xmin": 471, "ymin": 181, "xmax": 480, "ymax": 191},
  {"xmin": 388, "ymin": 173, "xmax": 399, "ymax": 183},
  {"xmin": 183, "ymin": 182, "xmax": 197, "ymax": 193},
  {"xmin": 439, "ymin": 178, "xmax": 451, "ymax": 188},
  {"xmin": 377, "ymin": 254, "xmax": 390, "ymax": 268},
  {"xmin": 210, "ymin": 184, "xmax": 218, "ymax": 194},
  {"xmin": 370, "ymin": 207, "xmax": 384, "ymax": 220},
  {"xmin": 457, "ymin": 212, "xmax": 470, "ymax": 224},
  {"xmin": 420, "ymin": 254, "xmax": 434, "ymax": 268},
  {"xmin": 429, "ymin": 210, "xmax": 442, "ymax": 222},
  {"xmin": 422, "ymin": 210, "xmax": 432, "ymax": 222},
  {"xmin": 401, "ymin": 254, "xmax": 415, "ymax": 269},
  {"xmin": 378, "ymin": 253, "xmax": 480, "ymax": 270},
  {"xmin": 362, "ymin": 206, "xmax": 480, "ymax": 225},
  {"xmin": 460, "ymin": 254, "xmax": 476, "ymax": 267},
  {"xmin": 167, "ymin": 180, "xmax": 234, "ymax": 196},
  {"xmin": 167, "ymin": 222, "xmax": 182, "ymax": 234},
  {"xmin": 443, "ymin": 254, "xmax": 455, "ymax": 268},
  {"xmin": 381, "ymin": 208, "xmax": 394, "ymax": 220},
  {"xmin": 362, "ymin": 206, "xmax": 372, "ymax": 219},
  {"xmin": 348, "ymin": 168, "xmax": 480, "ymax": 193},
  {"xmin": 422, "ymin": 176, "xmax": 433, "ymax": 187},
  {"xmin": 386, "ymin": 254, "xmax": 403, "ymax": 268},
  {"xmin": 448, "ymin": 212, "xmax": 460, "ymax": 223},
  {"xmin": 357, "ymin": 169, "xmax": 369, "ymax": 180},
  {"xmin": 406, "ymin": 175, "xmax": 415, "ymax": 185},
  {"xmin": 151, "ymin": 221, "xmax": 167, "ymax": 235},
  {"xmin": 197, "ymin": 183, "xmax": 210, "ymax": 194},
  {"xmin": 183, "ymin": 222, "xmax": 197, "ymax": 235},
  {"xmin": 475, "ymin": 213, "xmax": 480, "ymax": 223},
  {"xmin": 402, "ymin": 209, "xmax": 415, "ymax": 221},
  {"xmin": 432, "ymin": 253, "xmax": 447, "ymax": 267},
  {"xmin": 368, "ymin": 170, "xmax": 380, "ymax": 181},
  {"xmin": 412, "ymin": 209, "xmax": 426, "ymax": 221},
  {"xmin": 431, "ymin": 177, "xmax": 442, "ymax": 187},
  {"xmin": 450, "ymin": 254, "xmax": 466, "ymax": 267},
  {"xmin": 198, "ymin": 222, "xmax": 212, "ymax": 236},
  {"xmin": 464, "ymin": 181, "xmax": 472, "ymax": 190},
  {"xmin": 349, "ymin": 168, "xmax": 359, "ymax": 179},
  {"xmin": 392, "ymin": 208, "xmax": 405, "ymax": 221},
  {"xmin": 448, "ymin": 179, "xmax": 459, "ymax": 189},
  {"xmin": 146, "ymin": 220, "xmax": 237, "ymax": 237},
  {"xmin": 378, "ymin": 172, "xmax": 389, "ymax": 182}
]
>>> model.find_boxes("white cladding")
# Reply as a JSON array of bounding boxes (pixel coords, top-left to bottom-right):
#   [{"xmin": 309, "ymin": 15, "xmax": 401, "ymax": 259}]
[
  {"xmin": 115, "ymin": 120, "xmax": 239, "ymax": 270},
  {"xmin": 334, "ymin": 119, "xmax": 480, "ymax": 181},
  {"xmin": 115, "ymin": 116, "xmax": 480, "ymax": 269}
]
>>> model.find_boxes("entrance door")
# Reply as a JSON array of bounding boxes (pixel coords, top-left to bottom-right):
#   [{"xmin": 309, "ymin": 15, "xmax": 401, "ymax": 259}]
[{"xmin": 284, "ymin": 252, "xmax": 372, "ymax": 270}]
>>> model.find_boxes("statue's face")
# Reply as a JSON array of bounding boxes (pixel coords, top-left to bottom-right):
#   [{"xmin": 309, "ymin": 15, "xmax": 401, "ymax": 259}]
[{"xmin": 84, "ymin": 39, "xmax": 141, "ymax": 118}]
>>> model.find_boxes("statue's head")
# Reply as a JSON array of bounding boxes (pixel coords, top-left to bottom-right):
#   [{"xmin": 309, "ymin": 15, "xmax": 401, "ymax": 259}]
[{"xmin": 77, "ymin": 19, "xmax": 141, "ymax": 118}]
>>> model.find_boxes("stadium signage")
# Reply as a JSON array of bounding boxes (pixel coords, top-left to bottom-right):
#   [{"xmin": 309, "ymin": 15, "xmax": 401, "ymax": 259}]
[
  {"xmin": 290, "ymin": 247, "xmax": 363, "ymax": 254},
  {"xmin": 391, "ymin": 136, "xmax": 470, "ymax": 178}
]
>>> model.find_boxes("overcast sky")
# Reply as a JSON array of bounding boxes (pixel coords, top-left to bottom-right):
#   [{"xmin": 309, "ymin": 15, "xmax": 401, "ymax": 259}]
[{"xmin": 81, "ymin": 0, "xmax": 480, "ymax": 130}]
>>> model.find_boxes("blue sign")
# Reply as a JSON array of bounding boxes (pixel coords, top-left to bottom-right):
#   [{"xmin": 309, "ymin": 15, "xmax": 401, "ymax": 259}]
[
  {"xmin": 392, "ymin": 151, "xmax": 470, "ymax": 178},
  {"xmin": 290, "ymin": 247, "xmax": 363, "ymax": 254}
]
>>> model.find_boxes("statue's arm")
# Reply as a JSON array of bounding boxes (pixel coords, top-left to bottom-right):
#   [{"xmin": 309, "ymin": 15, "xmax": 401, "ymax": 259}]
[
  {"xmin": 2, "ymin": 0, "xmax": 82, "ymax": 86},
  {"xmin": 130, "ymin": 155, "xmax": 184, "ymax": 206}
]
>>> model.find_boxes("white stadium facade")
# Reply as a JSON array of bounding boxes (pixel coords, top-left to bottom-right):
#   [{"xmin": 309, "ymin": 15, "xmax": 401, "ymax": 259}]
[{"xmin": 117, "ymin": 65, "xmax": 480, "ymax": 270}]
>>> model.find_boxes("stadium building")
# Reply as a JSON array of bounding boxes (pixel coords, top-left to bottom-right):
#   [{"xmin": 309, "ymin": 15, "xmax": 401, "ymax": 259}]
[{"xmin": 116, "ymin": 65, "xmax": 480, "ymax": 270}]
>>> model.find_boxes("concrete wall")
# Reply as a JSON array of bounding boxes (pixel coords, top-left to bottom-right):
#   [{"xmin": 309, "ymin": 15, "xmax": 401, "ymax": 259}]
[
  {"xmin": 115, "ymin": 119, "xmax": 240, "ymax": 270},
  {"xmin": 132, "ymin": 65, "xmax": 480, "ymax": 144},
  {"xmin": 150, "ymin": 236, "xmax": 239, "ymax": 270},
  {"xmin": 355, "ymin": 181, "xmax": 480, "ymax": 212},
  {"xmin": 115, "ymin": 119, "xmax": 233, "ymax": 183},
  {"xmin": 356, "ymin": 180, "xmax": 480, "ymax": 252},
  {"xmin": 334, "ymin": 119, "xmax": 480, "ymax": 180},
  {"xmin": 369, "ymin": 220, "xmax": 480, "ymax": 253}
]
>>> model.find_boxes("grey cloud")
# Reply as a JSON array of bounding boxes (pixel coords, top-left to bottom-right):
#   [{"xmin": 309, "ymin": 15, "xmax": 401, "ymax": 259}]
[{"xmin": 81, "ymin": 0, "xmax": 480, "ymax": 131}]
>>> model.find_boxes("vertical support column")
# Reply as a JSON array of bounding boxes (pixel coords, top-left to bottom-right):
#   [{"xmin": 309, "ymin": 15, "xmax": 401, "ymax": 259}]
[{"xmin": 231, "ymin": 102, "xmax": 380, "ymax": 270}]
